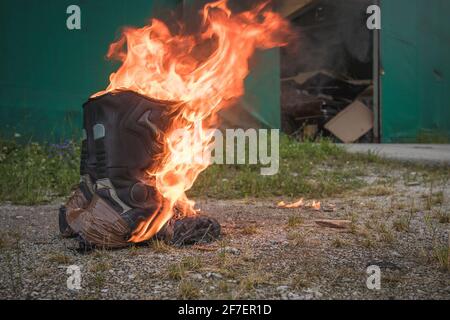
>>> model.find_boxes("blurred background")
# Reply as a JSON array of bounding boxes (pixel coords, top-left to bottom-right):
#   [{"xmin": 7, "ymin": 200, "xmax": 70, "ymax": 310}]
[{"xmin": 0, "ymin": 0, "xmax": 449, "ymax": 143}]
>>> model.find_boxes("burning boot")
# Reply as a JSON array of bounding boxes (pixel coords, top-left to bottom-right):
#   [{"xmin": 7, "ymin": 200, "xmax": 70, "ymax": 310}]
[
  {"xmin": 58, "ymin": 176, "xmax": 94, "ymax": 238},
  {"xmin": 59, "ymin": 91, "xmax": 220, "ymax": 249}
]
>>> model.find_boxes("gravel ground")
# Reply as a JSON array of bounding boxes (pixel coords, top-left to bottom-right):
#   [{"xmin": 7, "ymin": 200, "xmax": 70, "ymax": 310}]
[{"xmin": 0, "ymin": 172, "xmax": 449, "ymax": 300}]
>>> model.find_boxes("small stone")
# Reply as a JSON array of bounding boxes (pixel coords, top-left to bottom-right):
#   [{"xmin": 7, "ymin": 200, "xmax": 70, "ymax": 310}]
[
  {"xmin": 190, "ymin": 273, "xmax": 203, "ymax": 280},
  {"xmin": 287, "ymin": 292, "xmax": 302, "ymax": 300},
  {"xmin": 206, "ymin": 272, "xmax": 223, "ymax": 279},
  {"xmin": 305, "ymin": 288, "xmax": 323, "ymax": 298},
  {"xmin": 218, "ymin": 246, "xmax": 240, "ymax": 255},
  {"xmin": 128, "ymin": 274, "xmax": 136, "ymax": 280},
  {"xmin": 276, "ymin": 285, "xmax": 289, "ymax": 292},
  {"xmin": 101, "ymin": 289, "xmax": 108, "ymax": 293},
  {"xmin": 391, "ymin": 251, "xmax": 401, "ymax": 257}
]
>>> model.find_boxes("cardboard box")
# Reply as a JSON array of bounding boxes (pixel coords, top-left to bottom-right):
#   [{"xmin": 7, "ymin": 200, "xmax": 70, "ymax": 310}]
[{"xmin": 324, "ymin": 100, "xmax": 374, "ymax": 143}]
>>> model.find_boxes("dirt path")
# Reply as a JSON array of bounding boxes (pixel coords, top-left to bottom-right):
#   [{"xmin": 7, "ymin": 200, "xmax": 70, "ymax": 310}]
[{"xmin": 1, "ymin": 173, "xmax": 449, "ymax": 300}]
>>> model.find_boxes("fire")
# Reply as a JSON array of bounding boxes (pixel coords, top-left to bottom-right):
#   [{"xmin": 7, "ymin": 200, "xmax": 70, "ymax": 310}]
[
  {"xmin": 93, "ymin": 0, "xmax": 291, "ymax": 243},
  {"xmin": 277, "ymin": 198, "xmax": 304, "ymax": 208},
  {"xmin": 277, "ymin": 198, "xmax": 321, "ymax": 210},
  {"xmin": 311, "ymin": 200, "xmax": 321, "ymax": 211}
]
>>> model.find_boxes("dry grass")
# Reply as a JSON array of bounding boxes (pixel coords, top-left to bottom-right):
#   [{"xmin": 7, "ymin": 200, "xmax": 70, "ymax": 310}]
[
  {"xmin": 241, "ymin": 225, "xmax": 259, "ymax": 235},
  {"xmin": 89, "ymin": 261, "xmax": 111, "ymax": 273},
  {"xmin": 149, "ymin": 239, "xmax": 172, "ymax": 253},
  {"xmin": 393, "ymin": 214, "xmax": 412, "ymax": 232},
  {"xmin": 432, "ymin": 245, "xmax": 449, "ymax": 272},
  {"xmin": 47, "ymin": 253, "xmax": 72, "ymax": 265},
  {"xmin": 178, "ymin": 279, "xmax": 200, "ymax": 299},
  {"xmin": 166, "ymin": 256, "xmax": 203, "ymax": 280},
  {"xmin": 290, "ymin": 273, "xmax": 310, "ymax": 289},
  {"xmin": 360, "ymin": 185, "xmax": 394, "ymax": 197},
  {"xmin": 238, "ymin": 271, "xmax": 268, "ymax": 291},
  {"xmin": 332, "ymin": 237, "xmax": 349, "ymax": 248},
  {"xmin": 287, "ymin": 215, "xmax": 303, "ymax": 228},
  {"xmin": 287, "ymin": 231, "xmax": 307, "ymax": 246},
  {"xmin": 434, "ymin": 209, "xmax": 449, "ymax": 224}
]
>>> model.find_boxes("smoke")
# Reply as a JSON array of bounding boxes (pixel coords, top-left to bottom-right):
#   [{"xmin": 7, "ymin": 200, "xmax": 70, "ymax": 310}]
[{"xmin": 281, "ymin": 0, "xmax": 376, "ymax": 79}]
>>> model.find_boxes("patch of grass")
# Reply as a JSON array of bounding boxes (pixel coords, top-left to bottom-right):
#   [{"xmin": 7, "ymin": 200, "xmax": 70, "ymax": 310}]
[
  {"xmin": 348, "ymin": 212, "xmax": 360, "ymax": 235},
  {"xmin": 89, "ymin": 261, "xmax": 111, "ymax": 273},
  {"xmin": 435, "ymin": 209, "xmax": 450, "ymax": 224},
  {"xmin": 393, "ymin": 214, "xmax": 412, "ymax": 232},
  {"xmin": 287, "ymin": 231, "xmax": 306, "ymax": 246},
  {"xmin": 150, "ymin": 239, "xmax": 172, "ymax": 253},
  {"xmin": 0, "ymin": 138, "xmax": 80, "ymax": 204},
  {"xmin": 241, "ymin": 225, "xmax": 259, "ymax": 235},
  {"xmin": 91, "ymin": 273, "xmax": 106, "ymax": 289},
  {"xmin": 287, "ymin": 215, "xmax": 303, "ymax": 228},
  {"xmin": 2, "ymin": 134, "xmax": 448, "ymax": 204},
  {"xmin": 167, "ymin": 263, "xmax": 185, "ymax": 280},
  {"xmin": 376, "ymin": 222, "xmax": 395, "ymax": 244},
  {"xmin": 238, "ymin": 272, "xmax": 267, "ymax": 291},
  {"xmin": 360, "ymin": 185, "xmax": 394, "ymax": 197},
  {"xmin": 178, "ymin": 279, "xmax": 200, "ymax": 299},
  {"xmin": 216, "ymin": 280, "xmax": 230, "ymax": 295},
  {"xmin": 189, "ymin": 136, "xmax": 366, "ymax": 199},
  {"xmin": 167, "ymin": 256, "xmax": 203, "ymax": 280},
  {"xmin": 432, "ymin": 245, "xmax": 449, "ymax": 272},
  {"xmin": 361, "ymin": 237, "xmax": 375, "ymax": 248},
  {"xmin": 47, "ymin": 253, "xmax": 72, "ymax": 265},
  {"xmin": 332, "ymin": 237, "xmax": 348, "ymax": 248},
  {"xmin": 128, "ymin": 245, "xmax": 142, "ymax": 256},
  {"xmin": 390, "ymin": 198, "xmax": 407, "ymax": 211},
  {"xmin": 180, "ymin": 256, "xmax": 203, "ymax": 271},
  {"xmin": 423, "ymin": 190, "xmax": 444, "ymax": 210},
  {"xmin": 290, "ymin": 274, "xmax": 310, "ymax": 289}
]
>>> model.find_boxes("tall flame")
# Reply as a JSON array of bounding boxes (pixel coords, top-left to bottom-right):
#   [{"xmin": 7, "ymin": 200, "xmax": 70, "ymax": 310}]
[{"xmin": 93, "ymin": 0, "xmax": 291, "ymax": 242}]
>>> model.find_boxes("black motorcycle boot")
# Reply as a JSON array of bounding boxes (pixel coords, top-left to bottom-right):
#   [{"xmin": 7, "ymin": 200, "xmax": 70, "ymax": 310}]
[
  {"xmin": 61, "ymin": 90, "xmax": 220, "ymax": 248},
  {"xmin": 67, "ymin": 91, "xmax": 176, "ymax": 247}
]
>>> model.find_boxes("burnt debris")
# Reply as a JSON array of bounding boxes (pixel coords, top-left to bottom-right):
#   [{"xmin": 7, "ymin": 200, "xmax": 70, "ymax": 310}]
[{"xmin": 280, "ymin": 0, "xmax": 375, "ymax": 142}]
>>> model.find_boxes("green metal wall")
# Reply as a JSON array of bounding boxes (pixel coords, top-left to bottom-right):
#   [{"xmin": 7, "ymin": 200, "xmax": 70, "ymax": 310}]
[
  {"xmin": 243, "ymin": 49, "xmax": 281, "ymax": 129},
  {"xmin": 0, "ymin": 0, "xmax": 280, "ymax": 142},
  {"xmin": 0, "ymin": 0, "xmax": 180, "ymax": 141},
  {"xmin": 381, "ymin": 0, "xmax": 450, "ymax": 142}
]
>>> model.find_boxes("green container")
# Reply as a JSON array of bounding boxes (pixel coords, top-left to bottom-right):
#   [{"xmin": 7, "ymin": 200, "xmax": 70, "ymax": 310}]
[
  {"xmin": 0, "ymin": 0, "xmax": 180, "ymax": 141},
  {"xmin": 381, "ymin": 0, "xmax": 450, "ymax": 142},
  {"xmin": 0, "ymin": 0, "xmax": 281, "ymax": 142}
]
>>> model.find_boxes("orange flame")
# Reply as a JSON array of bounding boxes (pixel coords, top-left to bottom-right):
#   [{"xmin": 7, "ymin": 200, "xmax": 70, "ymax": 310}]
[
  {"xmin": 277, "ymin": 198, "xmax": 321, "ymax": 211},
  {"xmin": 277, "ymin": 198, "xmax": 304, "ymax": 208},
  {"xmin": 93, "ymin": 0, "xmax": 291, "ymax": 243},
  {"xmin": 311, "ymin": 200, "xmax": 321, "ymax": 211}
]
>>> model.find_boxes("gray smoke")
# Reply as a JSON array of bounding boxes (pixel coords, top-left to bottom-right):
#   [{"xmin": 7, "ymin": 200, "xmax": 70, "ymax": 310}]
[{"xmin": 281, "ymin": 0, "xmax": 376, "ymax": 79}]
